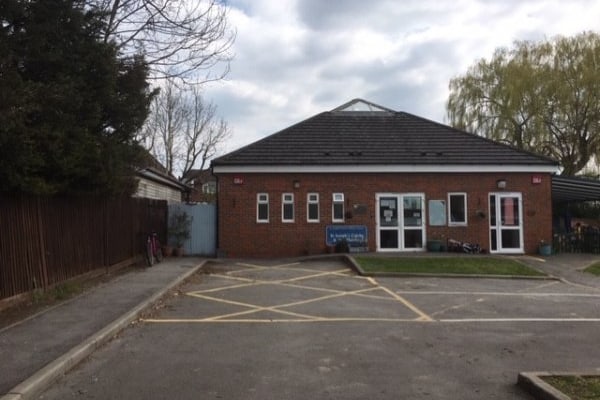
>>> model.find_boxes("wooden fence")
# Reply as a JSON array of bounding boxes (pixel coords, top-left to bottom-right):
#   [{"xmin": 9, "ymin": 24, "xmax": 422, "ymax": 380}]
[{"xmin": 0, "ymin": 195, "xmax": 167, "ymax": 301}]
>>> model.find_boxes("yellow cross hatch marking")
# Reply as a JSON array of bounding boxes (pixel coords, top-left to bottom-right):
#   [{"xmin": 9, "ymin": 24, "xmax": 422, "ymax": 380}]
[{"xmin": 143, "ymin": 263, "xmax": 432, "ymax": 324}]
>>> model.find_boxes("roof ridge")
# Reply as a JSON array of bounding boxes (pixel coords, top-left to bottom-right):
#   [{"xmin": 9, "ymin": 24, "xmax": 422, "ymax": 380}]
[{"xmin": 331, "ymin": 98, "xmax": 395, "ymax": 113}]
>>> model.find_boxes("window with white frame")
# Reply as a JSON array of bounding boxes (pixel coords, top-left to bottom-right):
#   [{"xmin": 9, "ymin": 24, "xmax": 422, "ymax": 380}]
[
  {"xmin": 448, "ymin": 193, "xmax": 467, "ymax": 226},
  {"xmin": 202, "ymin": 181, "xmax": 216, "ymax": 194},
  {"xmin": 282, "ymin": 193, "xmax": 294, "ymax": 222},
  {"xmin": 257, "ymin": 193, "xmax": 269, "ymax": 223},
  {"xmin": 332, "ymin": 193, "xmax": 344, "ymax": 222},
  {"xmin": 307, "ymin": 193, "xmax": 319, "ymax": 222}
]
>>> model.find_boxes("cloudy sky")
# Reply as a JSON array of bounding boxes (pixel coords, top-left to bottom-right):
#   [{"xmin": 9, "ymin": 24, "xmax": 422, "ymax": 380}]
[{"xmin": 203, "ymin": 0, "xmax": 600, "ymax": 153}]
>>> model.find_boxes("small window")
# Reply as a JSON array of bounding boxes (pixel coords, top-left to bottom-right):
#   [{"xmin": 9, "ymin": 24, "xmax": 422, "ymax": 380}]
[
  {"xmin": 282, "ymin": 193, "xmax": 294, "ymax": 222},
  {"xmin": 448, "ymin": 193, "xmax": 467, "ymax": 226},
  {"xmin": 202, "ymin": 181, "xmax": 216, "ymax": 194},
  {"xmin": 332, "ymin": 193, "xmax": 344, "ymax": 222},
  {"xmin": 307, "ymin": 193, "xmax": 319, "ymax": 222},
  {"xmin": 257, "ymin": 193, "xmax": 269, "ymax": 223}
]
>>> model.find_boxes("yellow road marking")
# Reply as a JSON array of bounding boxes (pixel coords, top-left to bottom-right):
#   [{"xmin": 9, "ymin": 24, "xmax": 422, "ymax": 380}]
[
  {"xmin": 366, "ymin": 276, "xmax": 433, "ymax": 321},
  {"xmin": 145, "ymin": 262, "xmax": 434, "ymax": 324},
  {"xmin": 190, "ymin": 286, "xmax": 385, "ymax": 315},
  {"xmin": 142, "ymin": 317, "xmax": 423, "ymax": 323},
  {"xmin": 281, "ymin": 269, "xmax": 351, "ymax": 282},
  {"xmin": 377, "ymin": 285, "xmax": 433, "ymax": 322},
  {"xmin": 173, "ymin": 283, "xmax": 408, "ymax": 323},
  {"xmin": 236, "ymin": 262, "xmax": 300, "ymax": 269},
  {"xmin": 204, "ymin": 306, "xmax": 319, "ymax": 322},
  {"xmin": 192, "ymin": 269, "xmax": 364, "ymax": 295},
  {"xmin": 142, "ymin": 317, "xmax": 600, "ymax": 324}
]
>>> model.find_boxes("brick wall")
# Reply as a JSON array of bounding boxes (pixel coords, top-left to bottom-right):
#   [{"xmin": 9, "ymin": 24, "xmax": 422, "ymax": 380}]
[{"xmin": 215, "ymin": 172, "xmax": 552, "ymax": 258}]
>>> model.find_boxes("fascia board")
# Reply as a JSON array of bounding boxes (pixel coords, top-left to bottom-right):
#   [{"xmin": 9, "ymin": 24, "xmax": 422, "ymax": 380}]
[{"xmin": 212, "ymin": 164, "xmax": 559, "ymax": 174}]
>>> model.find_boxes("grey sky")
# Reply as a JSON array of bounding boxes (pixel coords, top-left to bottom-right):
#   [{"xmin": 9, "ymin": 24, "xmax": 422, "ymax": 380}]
[{"xmin": 203, "ymin": 0, "xmax": 600, "ymax": 153}]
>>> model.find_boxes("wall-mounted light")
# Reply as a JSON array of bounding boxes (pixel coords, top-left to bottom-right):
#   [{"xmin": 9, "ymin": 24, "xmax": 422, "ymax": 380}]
[
  {"xmin": 496, "ymin": 179, "xmax": 507, "ymax": 189},
  {"xmin": 293, "ymin": 180, "xmax": 300, "ymax": 189}
]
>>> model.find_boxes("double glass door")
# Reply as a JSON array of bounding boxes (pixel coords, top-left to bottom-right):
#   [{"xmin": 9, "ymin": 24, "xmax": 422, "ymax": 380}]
[
  {"xmin": 377, "ymin": 194, "xmax": 425, "ymax": 251},
  {"xmin": 489, "ymin": 193, "xmax": 523, "ymax": 253}
]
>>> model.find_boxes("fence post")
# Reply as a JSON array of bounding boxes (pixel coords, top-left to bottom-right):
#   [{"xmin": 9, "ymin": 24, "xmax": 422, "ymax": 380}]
[
  {"xmin": 35, "ymin": 197, "xmax": 49, "ymax": 290},
  {"xmin": 103, "ymin": 198, "xmax": 108, "ymax": 271}
]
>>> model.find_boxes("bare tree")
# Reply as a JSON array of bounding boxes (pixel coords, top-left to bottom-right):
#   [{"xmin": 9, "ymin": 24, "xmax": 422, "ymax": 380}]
[
  {"xmin": 86, "ymin": 0, "xmax": 235, "ymax": 83},
  {"xmin": 143, "ymin": 79, "xmax": 231, "ymax": 177}
]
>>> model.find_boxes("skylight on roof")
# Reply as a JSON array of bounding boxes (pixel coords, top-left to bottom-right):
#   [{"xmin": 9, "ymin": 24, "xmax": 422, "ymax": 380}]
[{"xmin": 333, "ymin": 98, "xmax": 392, "ymax": 112}]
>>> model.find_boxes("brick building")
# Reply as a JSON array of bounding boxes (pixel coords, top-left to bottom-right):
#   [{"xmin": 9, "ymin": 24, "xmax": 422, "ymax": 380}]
[
  {"xmin": 182, "ymin": 169, "xmax": 217, "ymax": 204},
  {"xmin": 211, "ymin": 99, "xmax": 558, "ymax": 258}
]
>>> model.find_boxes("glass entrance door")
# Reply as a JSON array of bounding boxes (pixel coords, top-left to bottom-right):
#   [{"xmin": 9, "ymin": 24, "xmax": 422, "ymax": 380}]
[
  {"xmin": 377, "ymin": 194, "xmax": 425, "ymax": 251},
  {"xmin": 489, "ymin": 193, "xmax": 523, "ymax": 253},
  {"xmin": 379, "ymin": 196, "xmax": 399, "ymax": 249}
]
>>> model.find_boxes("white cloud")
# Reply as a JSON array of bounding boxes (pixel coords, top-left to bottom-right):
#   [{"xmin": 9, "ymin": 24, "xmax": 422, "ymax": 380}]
[{"xmin": 204, "ymin": 0, "xmax": 600, "ymax": 154}]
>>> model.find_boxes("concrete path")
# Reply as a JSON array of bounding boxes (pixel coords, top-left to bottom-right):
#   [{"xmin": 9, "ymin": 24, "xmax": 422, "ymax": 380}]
[
  {"xmin": 516, "ymin": 253, "xmax": 600, "ymax": 289},
  {"xmin": 0, "ymin": 257, "xmax": 205, "ymax": 400}
]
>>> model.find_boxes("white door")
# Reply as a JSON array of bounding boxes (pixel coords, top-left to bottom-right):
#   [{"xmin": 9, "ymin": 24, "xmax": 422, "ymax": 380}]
[
  {"xmin": 377, "ymin": 193, "xmax": 425, "ymax": 251},
  {"xmin": 489, "ymin": 193, "xmax": 523, "ymax": 253}
]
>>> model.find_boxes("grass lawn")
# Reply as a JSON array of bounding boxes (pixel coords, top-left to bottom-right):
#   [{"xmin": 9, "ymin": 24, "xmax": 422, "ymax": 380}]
[
  {"xmin": 543, "ymin": 375, "xmax": 600, "ymax": 399},
  {"xmin": 584, "ymin": 262, "xmax": 600, "ymax": 276},
  {"xmin": 354, "ymin": 256, "xmax": 545, "ymax": 276}
]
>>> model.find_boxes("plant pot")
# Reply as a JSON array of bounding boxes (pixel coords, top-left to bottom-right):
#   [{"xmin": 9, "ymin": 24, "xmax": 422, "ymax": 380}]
[
  {"xmin": 172, "ymin": 247, "xmax": 185, "ymax": 257},
  {"xmin": 539, "ymin": 244, "xmax": 552, "ymax": 256},
  {"xmin": 162, "ymin": 245, "xmax": 173, "ymax": 257},
  {"xmin": 427, "ymin": 240, "xmax": 442, "ymax": 252}
]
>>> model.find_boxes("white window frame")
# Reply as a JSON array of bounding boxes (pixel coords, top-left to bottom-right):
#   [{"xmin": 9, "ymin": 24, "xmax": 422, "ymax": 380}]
[
  {"xmin": 307, "ymin": 193, "xmax": 319, "ymax": 222},
  {"xmin": 202, "ymin": 181, "xmax": 216, "ymax": 194},
  {"xmin": 448, "ymin": 192, "xmax": 467, "ymax": 226},
  {"xmin": 257, "ymin": 193, "xmax": 269, "ymax": 223},
  {"xmin": 332, "ymin": 193, "xmax": 344, "ymax": 223},
  {"xmin": 282, "ymin": 193, "xmax": 294, "ymax": 223}
]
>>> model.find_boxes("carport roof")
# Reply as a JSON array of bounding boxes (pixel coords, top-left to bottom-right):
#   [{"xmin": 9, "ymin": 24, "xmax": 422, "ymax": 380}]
[{"xmin": 552, "ymin": 175, "xmax": 600, "ymax": 202}]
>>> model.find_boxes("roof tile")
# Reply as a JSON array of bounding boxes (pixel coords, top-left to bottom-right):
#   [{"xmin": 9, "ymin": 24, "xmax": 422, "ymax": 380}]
[{"xmin": 213, "ymin": 102, "xmax": 558, "ymax": 168}]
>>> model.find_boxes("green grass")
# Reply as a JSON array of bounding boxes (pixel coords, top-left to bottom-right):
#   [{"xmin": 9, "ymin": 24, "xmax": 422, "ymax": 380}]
[
  {"xmin": 31, "ymin": 282, "xmax": 82, "ymax": 304},
  {"xmin": 354, "ymin": 256, "xmax": 545, "ymax": 276},
  {"xmin": 543, "ymin": 375, "xmax": 600, "ymax": 399},
  {"xmin": 584, "ymin": 262, "xmax": 600, "ymax": 276}
]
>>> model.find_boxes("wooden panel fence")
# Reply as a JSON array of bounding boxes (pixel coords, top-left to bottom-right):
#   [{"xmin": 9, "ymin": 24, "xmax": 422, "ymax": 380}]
[{"xmin": 0, "ymin": 195, "xmax": 167, "ymax": 301}]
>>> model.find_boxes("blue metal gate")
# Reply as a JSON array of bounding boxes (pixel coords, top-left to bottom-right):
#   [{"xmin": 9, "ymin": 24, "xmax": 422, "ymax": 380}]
[{"xmin": 168, "ymin": 203, "xmax": 216, "ymax": 256}]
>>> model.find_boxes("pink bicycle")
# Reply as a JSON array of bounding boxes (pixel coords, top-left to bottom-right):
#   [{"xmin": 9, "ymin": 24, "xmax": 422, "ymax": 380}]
[{"xmin": 145, "ymin": 231, "xmax": 163, "ymax": 266}]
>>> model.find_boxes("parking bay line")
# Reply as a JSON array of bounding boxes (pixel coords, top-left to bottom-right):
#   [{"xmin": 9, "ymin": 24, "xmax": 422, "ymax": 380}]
[
  {"xmin": 142, "ymin": 317, "xmax": 426, "ymax": 323},
  {"xmin": 393, "ymin": 291, "xmax": 600, "ymax": 298},
  {"xmin": 440, "ymin": 317, "xmax": 600, "ymax": 323}
]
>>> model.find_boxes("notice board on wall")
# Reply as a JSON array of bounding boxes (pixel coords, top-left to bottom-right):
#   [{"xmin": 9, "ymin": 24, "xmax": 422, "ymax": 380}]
[{"xmin": 428, "ymin": 200, "xmax": 446, "ymax": 226}]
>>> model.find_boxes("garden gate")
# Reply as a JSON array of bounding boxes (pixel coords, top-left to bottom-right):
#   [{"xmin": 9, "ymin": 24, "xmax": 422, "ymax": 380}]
[{"xmin": 168, "ymin": 203, "xmax": 217, "ymax": 256}]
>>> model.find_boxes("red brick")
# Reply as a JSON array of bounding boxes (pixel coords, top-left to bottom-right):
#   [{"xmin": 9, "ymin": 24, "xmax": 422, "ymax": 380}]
[{"xmin": 215, "ymin": 172, "xmax": 552, "ymax": 258}]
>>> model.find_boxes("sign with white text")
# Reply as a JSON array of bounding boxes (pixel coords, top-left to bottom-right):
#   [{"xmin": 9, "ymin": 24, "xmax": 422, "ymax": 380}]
[{"xmin": 326, "ymin": 225, "xmax": 368, "ymax": 246}]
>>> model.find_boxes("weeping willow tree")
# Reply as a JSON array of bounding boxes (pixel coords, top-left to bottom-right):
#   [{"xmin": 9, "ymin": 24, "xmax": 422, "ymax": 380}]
[{"xmin": 447, "ymin": 32, "xmax": 600, "ymax": 176}]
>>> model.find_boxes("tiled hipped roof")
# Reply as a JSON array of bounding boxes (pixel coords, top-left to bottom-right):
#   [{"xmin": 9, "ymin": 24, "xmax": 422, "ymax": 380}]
[{"xmin": 212, "ymin": 100, "xmax": 557, "ymax": 168}]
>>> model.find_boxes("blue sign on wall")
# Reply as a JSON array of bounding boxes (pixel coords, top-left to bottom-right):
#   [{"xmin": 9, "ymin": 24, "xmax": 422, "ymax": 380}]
[{"xmin": 326, "ymin": 225, "xmax": 368, "ymax": 246}]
